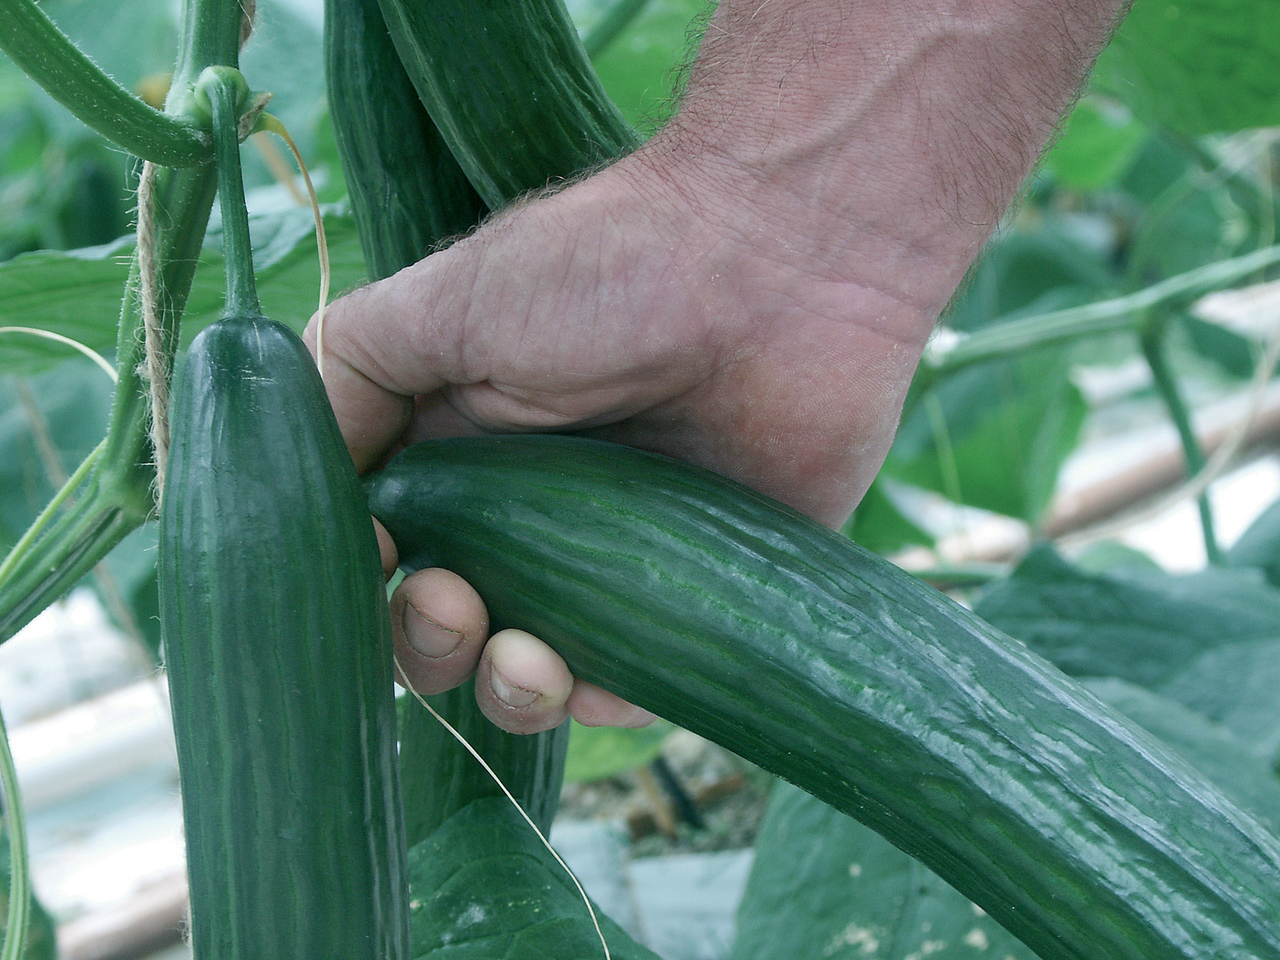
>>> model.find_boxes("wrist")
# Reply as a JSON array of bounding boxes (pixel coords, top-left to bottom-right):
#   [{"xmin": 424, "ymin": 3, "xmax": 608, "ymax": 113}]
[{"xmin": 643, "ymin": 0, "xmax": 1129, "ymax": 325}]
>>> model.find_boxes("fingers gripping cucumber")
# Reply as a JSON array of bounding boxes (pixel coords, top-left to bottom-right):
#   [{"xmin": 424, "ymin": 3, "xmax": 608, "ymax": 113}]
[{"xmin": 366, "ymin": 434, "xmax": 1280, "ymax": 960}]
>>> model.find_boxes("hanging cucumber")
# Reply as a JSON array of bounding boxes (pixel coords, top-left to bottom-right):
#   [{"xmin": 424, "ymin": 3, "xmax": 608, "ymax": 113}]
[
  {"xmin": 158, "ymin": 67, "xmax": 409, "ymax": 960},
  {"xmin": 326, "ymin": 0, "xmax": 628, "ymax": 847},
  {"xmin": 365, "ymin": 433, "xmax": 1280, "ymax": 960},
  {"xmin": 376, "ymin": 0, "xmax": 639, "ymax": 207},
  {"xmin": 324, "ymin": 0, "xmax": 485, "ymax": 279}
]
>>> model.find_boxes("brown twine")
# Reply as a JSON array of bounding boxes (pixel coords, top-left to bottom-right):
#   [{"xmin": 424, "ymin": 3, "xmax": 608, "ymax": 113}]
[{"xmin": 136, "ymin": 159, "xmax": 170, "ymax": 501}]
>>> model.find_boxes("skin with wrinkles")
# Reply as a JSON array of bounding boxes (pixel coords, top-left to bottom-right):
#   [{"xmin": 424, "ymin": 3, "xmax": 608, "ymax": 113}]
[{"xmin": 308, "ymin": 0, "xmax": 1133, "ymax": 734}]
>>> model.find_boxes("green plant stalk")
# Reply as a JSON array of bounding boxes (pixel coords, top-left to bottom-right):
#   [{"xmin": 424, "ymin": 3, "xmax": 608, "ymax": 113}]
[
  {"xmin": 1140, "ymin": 319, "xmax": 1224, "ymax": 565},
  {"xmin": 0, "ymin": 0, "xmax": 209, "ymax": 166},
  {"xmin": 202, "ymin": 70, "xmax": 263, "ymax": 321},
  {"xmin": 0, "ymin": 703, "xmax": 29, "ymax": 960},
  {"xmin": 923, "ymin": 242, "xmax": 1280, "ymax": 380},
  {"xmin": 0, "ymin": 0, "xmax": 244, "ymax": 643}
]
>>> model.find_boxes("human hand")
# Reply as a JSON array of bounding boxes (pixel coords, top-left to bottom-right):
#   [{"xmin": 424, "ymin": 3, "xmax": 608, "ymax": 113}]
[
  {"xmin": 308, "ymin": 146, "xmax": 936, "ymax": 733},
  {"xmin": 308, "ymin": 0, "xmax": 1129, "ymax": 735}
]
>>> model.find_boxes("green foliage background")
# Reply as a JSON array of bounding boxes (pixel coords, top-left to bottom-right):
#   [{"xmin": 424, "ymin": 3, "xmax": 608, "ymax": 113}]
[{"xmin": 2, "ymin": 0, "xmax": 1280, "ymax": 957}]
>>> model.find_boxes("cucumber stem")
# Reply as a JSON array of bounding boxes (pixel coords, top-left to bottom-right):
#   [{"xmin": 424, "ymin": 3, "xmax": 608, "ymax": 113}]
[
  {"xmin": 201, "ymin": 69, "xmax": 264, "ymax": 321},
  {"xmin": 0, "ymin": 0, "xmax": 209, "ymax": 166},
  {"xmin": 923, "ymin": 242, "xmax": 1280, "ymax": 381},
  {"xmin": 1140, "ymin": 319, "xmax": 1223, "ymax": 565}
]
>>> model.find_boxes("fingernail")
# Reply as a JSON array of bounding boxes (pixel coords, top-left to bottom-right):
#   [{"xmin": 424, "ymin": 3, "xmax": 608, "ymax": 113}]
[
  {"xmin": 490, "ymin": 670, "xmax": 538, "ymax": 708},
  {"xmin": 402, "ymin": 603, "xmax": 462, "ymax": 659}
]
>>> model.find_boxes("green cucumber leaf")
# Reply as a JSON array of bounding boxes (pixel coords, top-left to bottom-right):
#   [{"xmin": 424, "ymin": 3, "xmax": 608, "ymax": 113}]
[
  {"xmin": 1094, "ymin": 0, "xmax": 1280, "ymax": 136},
  {"xmin": 974, "ymin": 544, "xmax": 1280, "ymax": 686},
  {"xmin": 886, "ymin": 348, "xmax": 1086, "ymax": 523},
  {"xmin": 1157, "ymin": 638, "xmax": 1280, "ymax": 768},
  {"xmin": 1041, "ymin": 98, "xmax": 1148, "ymax": 191},
  {"xmin": 564, "ymin": 720, "xmax": 673, "ymax": 783},
  {"xmin": 729, "ymin": 781, "xmax": 1035, "ymax": 960},
  {"xmin": 408, "ymin": 797, "xmax": 660, "ymax": 960},
  {"xmin": 0, "ymin": 207, "xmax": 366, "ymax": 377},
  {"xmin": 0, "ymin": 237, "xmax": 134, "ymax": 376},
  {"xmin": 1227, "ymin": 495, "xmax": 1280, "ymax": 588}
]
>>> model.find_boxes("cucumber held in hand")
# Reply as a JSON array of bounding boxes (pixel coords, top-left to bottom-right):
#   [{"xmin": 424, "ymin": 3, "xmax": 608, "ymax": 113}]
[
  {"xmin": 377, "ymin": 0, "xmax": 637, "ymax": 207},
  {"xmin": 158, "ymin": 68, "xmax": 408, "ymax": 960},
  {"xmin": 366, "ymin": 433, "xmax": 1280, "ymax": 960}
]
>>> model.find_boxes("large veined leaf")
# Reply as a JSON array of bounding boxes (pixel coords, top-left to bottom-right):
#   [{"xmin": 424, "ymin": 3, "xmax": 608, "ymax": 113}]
[
  {"xmin": 1157, "ymin": 638, "xmax": 1280, "ymax": 768},
  {"xmin": 1095, "ymin": 0, "xmax": 1280, "ymax": 136},
  {"xmin": 408, "ymin": 797, "xmax": 660, "ymax": 960},
  {"xmin": 730, "ymin": 781, "xmax": 1034, "ymax": 960},
  {"xmin": 974, "ymin": 544, "xmax": 1280, "ymax": 686},
  {"xmin": 885, "ymin": 347, "xmax": 1086, "ymax": 523},
  {"xmin": 0, "ymin": 206, "xmax": 367, "ymax": 377}
]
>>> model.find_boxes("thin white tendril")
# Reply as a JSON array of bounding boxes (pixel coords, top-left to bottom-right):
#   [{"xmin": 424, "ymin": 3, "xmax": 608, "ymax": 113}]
[
  {"xmin": 256, "ymin": 114, "xmax": 330, "ymax": 381},
  {"xmin": 136, "ymin": 159, "xmax": 169, "ymax": 499},
  {"xmin": 0, "ymin": 327, "xmax": 117, "ymax": 382},
  {"xmin": 394, "ymin": 657, "xmax": 612, "ymax": 960}
]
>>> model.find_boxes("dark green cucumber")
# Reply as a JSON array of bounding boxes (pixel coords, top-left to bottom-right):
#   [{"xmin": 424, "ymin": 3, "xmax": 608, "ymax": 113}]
[
  {"xmin": 397, "ymin": 679, "xmax": 569, "ymax": 845},
  {"xmin": 158, "ymin": 69, "xmax": 408, "ymax": 960},
  {"xmin": 376, "ymin": 0, "xmax": 638, "ymax": 207},
  {"xmin": 324, "ymin": 0, "xmax": 485, "ymax": 279},
  {"xmin": 366, "ymin": 434, "xmax": 1280, "ymax": 960},
  {"xmin": 160, "ymin": 317, "xmax": 409, "ymax": 960},
  {"xmin": 324, "ymin": 0, "xmax": 572, "ymax": 846}
]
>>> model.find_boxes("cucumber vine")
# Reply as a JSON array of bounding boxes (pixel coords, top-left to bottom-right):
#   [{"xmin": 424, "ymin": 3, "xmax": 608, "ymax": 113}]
[{"xmin": 0, "ymin": 0, "xmax": 209, "ymax": 166}]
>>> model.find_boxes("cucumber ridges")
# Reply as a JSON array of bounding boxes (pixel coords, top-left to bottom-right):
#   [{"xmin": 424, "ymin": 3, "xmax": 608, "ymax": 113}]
[{"xmin": 366, "ymin": 434, "xmax": 1280, "ymax": 960}]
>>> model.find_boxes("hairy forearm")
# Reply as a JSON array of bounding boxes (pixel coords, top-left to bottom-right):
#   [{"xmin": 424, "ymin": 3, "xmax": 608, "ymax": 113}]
[{"xmin": 646, "ymin": 0, "xmax": 1131, "ymax": 323}]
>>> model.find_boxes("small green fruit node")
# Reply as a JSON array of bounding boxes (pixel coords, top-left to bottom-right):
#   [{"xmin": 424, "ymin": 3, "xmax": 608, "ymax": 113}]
[{"xmin": 190, "ymin": 66, "xmax": 255, "ymax": 129}]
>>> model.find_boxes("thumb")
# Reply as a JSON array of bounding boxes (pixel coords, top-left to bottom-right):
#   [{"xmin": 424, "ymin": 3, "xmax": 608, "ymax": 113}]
[{"xmin": 304, "ymin": 274, "xmax": 448, "ymax": 472}]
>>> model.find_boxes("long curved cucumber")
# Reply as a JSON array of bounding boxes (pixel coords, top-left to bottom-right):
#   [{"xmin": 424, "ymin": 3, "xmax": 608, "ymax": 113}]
[{"xmin": 366, "ymin": 433, "xmax": 1280, "ymax": 960}]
